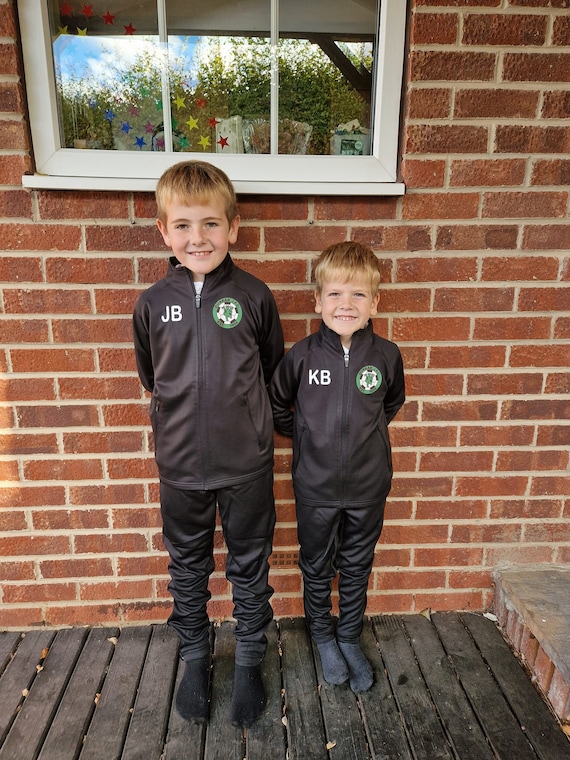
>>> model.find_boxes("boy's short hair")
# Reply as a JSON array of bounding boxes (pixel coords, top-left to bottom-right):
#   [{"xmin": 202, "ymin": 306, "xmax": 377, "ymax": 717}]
[
  {"xmin": 314, "ymin": 241, "xmax": 382, "ymax": 294},
  {"xmin": 155, "ymin": 160, "xmax": 238, "ymax": 224}
]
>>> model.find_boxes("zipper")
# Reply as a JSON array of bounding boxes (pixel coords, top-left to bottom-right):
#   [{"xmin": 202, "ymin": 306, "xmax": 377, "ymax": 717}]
[
  {"xmin": 338, "ymin": 349, "xmax": 350, "ymax": 503},
  {"xmin": 193, "ymin": 278, "xmax": 209, "ymax": 487}
]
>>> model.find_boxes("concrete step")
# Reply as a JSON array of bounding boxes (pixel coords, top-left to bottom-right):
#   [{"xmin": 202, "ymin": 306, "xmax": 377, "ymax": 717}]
[{"xmin": 494, "ymin": 564, "xmax": 570, "ymax": 724}]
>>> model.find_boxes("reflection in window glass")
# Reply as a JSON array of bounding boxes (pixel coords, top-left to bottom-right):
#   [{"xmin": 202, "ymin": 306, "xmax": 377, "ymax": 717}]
[{"xmin": 50, "ymin": 0, "xmax": 377, "ymax": 156}]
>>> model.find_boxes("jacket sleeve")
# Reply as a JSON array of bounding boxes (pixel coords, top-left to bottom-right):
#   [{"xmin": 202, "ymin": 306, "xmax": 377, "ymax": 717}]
[
  {"xmin": 258, "ymin": 288, "xmax": 285, "ymax": 385},
  {"xmin": 132, "ymin": 297, "xmax": 154, "ymax": 393},
  {"xmin": 384, "ymin": 346, "xmax": 405, "ymax": 424},
  {"xmin": 268, "ymin": 351, "xmax": 297, "ymax": 438}
]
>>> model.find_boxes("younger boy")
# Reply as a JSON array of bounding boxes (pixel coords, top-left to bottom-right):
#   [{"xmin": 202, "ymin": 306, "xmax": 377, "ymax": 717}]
[
  {"xmin": 132, "ymin": 160, "xmax": 284, "ymax": 726},
  {"xmin": 269, "ymin": 241, "xmax": 405, "ymax": 692}
]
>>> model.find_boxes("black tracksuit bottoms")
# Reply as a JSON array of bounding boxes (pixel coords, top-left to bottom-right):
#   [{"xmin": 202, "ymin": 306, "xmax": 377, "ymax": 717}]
[
  {"xmin": 160, "ymin": 471, "xmax": 276, "ymax": 667},
  {"xmin": 296, "ymin": 500, "xmax": 386, "ymax": 644}
]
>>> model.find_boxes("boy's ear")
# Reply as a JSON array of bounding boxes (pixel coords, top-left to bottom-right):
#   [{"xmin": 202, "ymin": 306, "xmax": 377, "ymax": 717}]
[
  {"xmin": 156, "ymin": 219, "xmax": 170, "ymax": 247},
  {"xmin": 314, "ymin": 290, "xmax": 322, "ymax": 314},
  {"xmin": 370, "ymin": 292, "xmax": 380, "ymax": 316},
  {"xmin": 228, "ymin": 215, "xmax": 240, "ymax": 244}
]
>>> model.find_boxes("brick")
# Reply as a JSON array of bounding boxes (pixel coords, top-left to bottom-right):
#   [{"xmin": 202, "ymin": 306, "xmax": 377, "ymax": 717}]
[
  {"xmin": 430, "ymin": 345, "xmax": 506, "ymax": 368},
  {"xmin": 73, "ymin": 532, "xmax": 149, "ymax": 554},
  {"xmin": 405, "ymin": 125, "xmax": 488, "ymax": 155},
  {"xmin": 85, "ymin": 223, "xmax": 163, "ymax": 252},
  {"xmin": 94, "ymin": 287, "xmax": 143, "ymax": 315},
  {"xmin": 496, "ymin": 125, "xmax": 570, "ymax": 155},
  {"xmin": 103, "ymin": 402, "xmax": 152, "ymax": 427},
  {"xmin": 3, "ymin": 582, "xmax": 77, "ymax": 604},
  {"xmin": 506, "ymin": 609, "xmax": 524, "ymax": 651},
  {"xmin": 503, "ymin": 398, "xmax": 570, "ymax": 421},
  {"xmin": 474, "ymin": 316, "xmax": 550, "ymax": 340},
  {"xmin": 46, "ymin": 257, "xmax": 134, "ymax": 284},
  {"xmin": 0, "ymin": 561, "xmax": 36, "ymax": 582},
  {"xmin": 0, "ymin": 257, "xmax": 43, "ymax": 282},
  {"xmin": 0, "ymin": 120, "xmax": 30, "ymax": 152},
  {"xmin": 503, "ymin": 53, "xmax": 570, "ymax": 83},
  {"xmin": 390, "ymin": 475, "xmax": 453, "ymax": 498},
  {"xmin": 0, "ymin": 318, "xmax": 49, "ymax": 343},
  {"xmin": 406, "ymin": 89, "xmax": 452, "ymax": 120},
  {"xmin": 235, "ymin": 257, "xmax": 308, "ymax": 284},
  {"xmin": 412, "ymin": 591, "xmax": 484, "ymax": 613},
  {"xmin": 460, "ymin": 425, "xmax": 534, "ymax": 447},
  {"xmin": 0, "ymin": 189, "xmax": 33, "ymax": 217},
  {"xmin": 438, "ymin": 224, "xmax": 518, "ymax": 250},
  {"xmin": 423, "ymin": 400, "xmax": 498, "ymax": 421},
  {"xmin": 397, "ymin": 256, "xmax": 477, "ymax": 282},
  {"xmin": 482, "ymin": 255, "xmax": 559, "ymax": 281},
  {"xmin": 412, "ymin": 12, "xmax": 458, "ymax": 44},
  {"xmin": 238, "ymin": 195, "xmax": 309, "ymax": 221},
  {"xmin": 467, "ymin": 372, "xmax": 543, "ymax": 395},
  {"xmin": 536, "ymin": 425, "xmax": 570, "ymax": 446},
  {"xmin": 434, "ymin": 286, "xmax": 514, "ymax": 312},
  {"xmin": 0, "ymin": 223, "xmax": 81, "ymax": 251},
  {"xmin": 52, "ymin": 317, "xmax": 133, "ymax": 344},
  {"xmin": 531, "ymin": 476, "xmax": 570, "ymax": 497},
  {"xmin": 401, "ymin": 159, "xmax": 446, "ymax": 188},
  {"xmin": 545, "ymin": 370, "xmax": 569, "ymax": 395},
  {"xmin": 554, "ymin": 317, "xmax": 570, "ymax": 338},
  {"xmin": 489, "ymin": 498, "xmax": 563, "ymax": 520},
  {"xmin": 69, "ymin": 483, "xmax": 146, "ymax": 506},
  {"xmin": 414, "ymin": 547, "xmax": 484, "ymax": 568},
  {"xmin": 542, "ymin": 91, "xmax": 570, "ymax": 119},
  {"xmin": 390, "ymin": 425, "xmax": 457, "ymax": 448},
  {"xmin": 378, "ymin": 288, "xmax": 431, "ymax": 313},
  {"xmin": 496, "ymin": 449, "xmax": 568, "ymax": 472},
  {"xmin": 0, "ymin": 80, "xmax": 23, "ymax": 111},
  {"xmin": 547, "ymin": 669, "xmax": 570, "ymax": 720},
  {"xmin": 314, "ymin": 197, "xmax": 397, "ymax": 221},
  {"xmin": 531, "ymin": 159, "xmax": 570, "ymax": 186},
  {"xmin": 399, "ymin": 345, "xmax": 428, "ymax": 369},
  {"xmin": 0, "ymin": 433, "xmax": 58, "ymax": 455},
  {"xmin": 449, "ymin": 159, "xmax": 527, "ymax": 187},
  {"xmin": 462, "ymin": 14, "xmax": 547, "ymax": 46},
  {"xmin": 0, "ymin": 154, "xmax": 33, "ymax": 185},
  {"xmin": 264, "ymin": 225, "xmax": 348, "ymax": 252},
  {"xmin": 449, "ymin": 569, "xmax": 492, "ymax": 589},
  {"xmin": 452, "ymin": 523, "xmax": 522, "ymax": 543},
  {"xmin": 353, "ymin": 225, "xmax": 432, "ymax": 252},
  {"xmin": 523, "ymin": 225, "xmax": 570, "ymax": 250},
  {"xmin": 510, "ymin": 344, "xmax": 570, "ymax": 368},
  {"xmin": 79, "ymin": 580, "xmax": 154, "ymax": 601},
  {"xmin": 59, "ymin": 377, "xmax": 141, "ymax": 400},
  {"xmin": 406, "ymin": 373, "xmax": 463, "ymax": 396},
  {"xmin": 0, "ymin": 377, "xmax": 55, "ymax": 401},
  {"xmin": 533, "ymin": 645, "xmax": 555, "ymax": 693},
  {"xmin": 410, "ymin": 51, "xmax": 496, "ymax": 81},
  {"xmin": 99, "ymin": 348, "xmax": 138, "ymax": 372},
  {"xmin": 393, "ymin": 316, "xmax": 470, "ymax": 341},
  {"xmin": 0, "ymin": 535, "xmax": 70, "ymax": 556},
  {"xmin": 419, "ymin": 450, "xmax": 494, "ymax": 474},
  {"xmin": 10, "ymin": 348, "xmax": 96, "ymax": 373},
  {"xmin": 482, "ymin": 191, "xmax": 567, "ymax": 219},
  {"xmin": 40, "ymin": 557, "xmax": 114, "ymax": 579},
  {"xmin": 519, "ymin": 286, "xmax": 570, "ymax": 311},
  {"xmin": 377, "ymin": 570, "xmax": 447, "ymax": 590},
  {"xmin": 107, "ymin": 458, "xmax": 158, "ymax": 480},
  {"xmin": 38, "ymin": 192, "xmax": 130, "ymax": 220},
  {"xmin": 25, "ymin": 459, "xmax": 104, "ymax": 483},
  {"xmin": 455, "ymin": 476, "xmax": 527, "ymax": 497}
]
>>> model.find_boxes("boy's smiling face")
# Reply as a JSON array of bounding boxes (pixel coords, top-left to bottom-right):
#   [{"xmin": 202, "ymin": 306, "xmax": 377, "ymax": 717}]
[
  {"xmin": 315, "ymin": 276, "xmax": 379, "ymax": 350},
  {"xmin": 157, "ymin": 196, "xmax": 240, "ymax": 281}
]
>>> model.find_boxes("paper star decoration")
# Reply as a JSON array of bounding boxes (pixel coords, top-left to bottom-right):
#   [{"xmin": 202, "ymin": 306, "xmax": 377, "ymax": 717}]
[
  {"xmin": 81, "ymin": 3, "xmax": 94, "ymax": 18},
  {"xmin": 196, "ymin": 97, "xmax": 207, "ymax": 109},
  {"xmin": 208, "ymin": 117, "xmax": 220, "ymax": 128},
  {"xmin": 120, "ymin": 121, "xmax": 133, "ymax": 134},
  {"xmin": 144, "ymin": 120, "xmax": 155, "ymax": 133},
  {"xmin": 217, "ymin": 135, "xmax": 229, "ymax": 149},
  {"xmin": 174, "ymin": 95, "xmax": 186, "ymax": 110},
  {"xmin": 102, "ymin": 10, "xmax": 115, "ymax": 24},
  {"xmin": 77, "ymin": 28, "xmax": 88, "ymax": 36},
  {"xmin": 104, "ymin": 109, "xmax": 116, "ymax": 122},
  {"xmin": 134, "ymin": 136, "xmax": 146, "ymax": 149},
  {"xmin": 57, "ymin": 25, "xmax": 69, "ymax": 35},
  {"xmin": 124, "ymin": 22, "xmax": 136, "ymax": 35},
  {"xmin": 198, "ymin": 135, "xmax": 211, "ymax": 150},
  {"xmin": 60, "ymin": 3, "xmax": 73, "ymax": 16},
  {"xmin": 185, "ymin": 116, "xmax": 198, "ymax": 131}
]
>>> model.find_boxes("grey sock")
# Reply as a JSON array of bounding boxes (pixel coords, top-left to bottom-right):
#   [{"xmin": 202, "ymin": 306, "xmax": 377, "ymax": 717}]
[
  {"xmin": 316, "ymin": 639, "xmax": 349, "ymax": 685},
  {"xmin": 338, "ymin": 641, "xmax": 373, "ymax": 693}
]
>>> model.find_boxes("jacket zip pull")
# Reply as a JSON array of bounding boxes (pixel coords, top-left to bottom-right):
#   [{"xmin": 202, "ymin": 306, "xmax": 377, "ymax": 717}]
[
  {"xmin": 195, "ymin": 293, "xmax": 201, "ymax": 309},
  {"xmin": 344, "ymin": 352, "xmax": 350, "ymax": 368}
]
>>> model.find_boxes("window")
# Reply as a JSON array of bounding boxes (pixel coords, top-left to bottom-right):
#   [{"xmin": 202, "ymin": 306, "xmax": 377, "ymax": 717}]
[{"xmin": 18, "ymin": 0, "xmax": 406, "ymax": 194}]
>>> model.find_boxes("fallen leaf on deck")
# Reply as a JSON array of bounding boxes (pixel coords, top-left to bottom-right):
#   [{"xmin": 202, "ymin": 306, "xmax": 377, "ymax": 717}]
[
  {"xmin": 326, "ymin": 741, "xmax": 337, "ymax": 750},
  {"xmin": 419, "ymin": 608, "xmax": 432, "ymax": 620}
]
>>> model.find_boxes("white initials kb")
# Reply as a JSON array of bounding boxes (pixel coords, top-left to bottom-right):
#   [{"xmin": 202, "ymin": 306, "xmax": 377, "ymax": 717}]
[
  {"xmin": 161, "ymin": 305, "xmax": 182, "ymax": 322},
  {"xmin": 308, "ymin": 369, "xmax": 331, "ymax": 385}
]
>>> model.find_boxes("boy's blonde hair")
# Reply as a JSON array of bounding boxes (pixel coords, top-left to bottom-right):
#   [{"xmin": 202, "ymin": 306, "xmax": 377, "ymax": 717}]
[
  {"xmin": 155, "ymin": 160, "xmax": 238, "ymax": 224},
  {"xmin": 314, "ymin": 241, "xmax": 382, "ymax": 294}
]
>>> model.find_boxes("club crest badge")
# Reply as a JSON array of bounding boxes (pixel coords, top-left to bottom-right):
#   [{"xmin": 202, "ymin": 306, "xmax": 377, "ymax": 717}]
[
  {"xmin": 356, "ymin": 365, "xmax": 382, "ymax": 394},
  {"xmin": 213, "ymin": 297, "xmax": 242, "ymax": 329}
]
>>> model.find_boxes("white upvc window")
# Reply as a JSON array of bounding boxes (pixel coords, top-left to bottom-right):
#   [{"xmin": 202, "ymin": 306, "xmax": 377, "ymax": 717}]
[{"xmin": 18, "ymin": 0, "xmax": 406, "ymax": 195}]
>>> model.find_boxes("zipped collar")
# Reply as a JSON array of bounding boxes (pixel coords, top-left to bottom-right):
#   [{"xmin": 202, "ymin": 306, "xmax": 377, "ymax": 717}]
[
  {"xmin": 317, "ymin": 319, "xmax": 374, "ymax": 354},
  {"xmin": 166, "ymin": 252, "xmax": 235, "ymax": 292}
]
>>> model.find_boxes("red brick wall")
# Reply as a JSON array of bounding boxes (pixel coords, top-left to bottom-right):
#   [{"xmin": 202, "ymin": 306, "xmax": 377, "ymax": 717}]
[{"xmin": 0, "ymin": 0, "xmax": 568, "ymax": 628}]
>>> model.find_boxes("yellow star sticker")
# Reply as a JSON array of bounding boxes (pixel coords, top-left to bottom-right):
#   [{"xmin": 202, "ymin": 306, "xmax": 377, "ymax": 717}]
[
  {"xmin": 185, "ymin": 116, "xmax": 198, "ymax": 131},
  {"xmin": 57, "ymin": 25, "xmax": 69, "ymax": 35},
  {"xmin": 198, "ymin": 135, "xmax": 211, "ymax": 150},
  {"xmin": 174, "ymin": 95, "xmax": 186, "ymax": 109},
  {"xmin": 77, "ymin": 28, "xmax": 88, "ymax": 36}
]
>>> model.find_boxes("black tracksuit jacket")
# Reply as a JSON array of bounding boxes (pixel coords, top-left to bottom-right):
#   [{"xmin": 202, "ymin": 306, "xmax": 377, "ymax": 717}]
[
  {"xmin": 132, "ymin": 254, "xmax": 284, "ymax": 490},
  {"xmin": 269, "ymin": 321, "xmax": 405, "ymax": 508}
]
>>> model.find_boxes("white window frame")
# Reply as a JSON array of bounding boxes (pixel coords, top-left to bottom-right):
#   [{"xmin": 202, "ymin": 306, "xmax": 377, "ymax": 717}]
[{"xmin": 17, "ymin": 0, "xmax": 407, "ymax": 195}]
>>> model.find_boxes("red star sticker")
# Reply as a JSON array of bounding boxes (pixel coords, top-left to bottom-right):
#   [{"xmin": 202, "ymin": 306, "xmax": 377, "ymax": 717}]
[
  {"xmin": 60, "ymin": 2, "xmax": 73, "ymax": 16},
  {"xmin": 217, "ymin": 135, "xmax": 229, "ymax": 149},
  {"xmin": 81, "ymin": 3, "xmax": 94, "ymax": 18},
  {"xmin": 208, "ymin": 116, "xmax": 220, "ymax": 128},
  {"xmin": 102, "ymin": 10, "xmax": 115, "ymax": 24},
  {"xmin": 124, "ymin": 22, "xmax": 136, "ymax": 34},
  {"xmin": 196, "ymin": 97, "xmax": 207, "ymax": 109}
]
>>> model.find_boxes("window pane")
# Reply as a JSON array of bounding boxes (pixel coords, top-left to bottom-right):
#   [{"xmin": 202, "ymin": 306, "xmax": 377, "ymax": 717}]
[{"xmin": 50, "ymin": 0, "xmax": 164, "ymax": 152}]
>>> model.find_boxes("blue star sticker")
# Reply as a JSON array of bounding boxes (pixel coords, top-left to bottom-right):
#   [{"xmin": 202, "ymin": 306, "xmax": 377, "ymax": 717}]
[{"xmin": 134, "ymin": 136, "xmax": 146, "ymax": 149}]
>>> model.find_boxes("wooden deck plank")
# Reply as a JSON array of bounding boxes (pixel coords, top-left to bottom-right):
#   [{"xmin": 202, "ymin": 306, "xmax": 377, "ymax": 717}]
[
  {"xmin": 433, "ymin": 612, "xmax": 539, "ymax": 760},
  {"xmin": 79, "ymin": 625, "xmax": 152, "ymax": 760},
  {"xmin": 402, "ymin": 614, "xmax": 494, "ymax": 760},
  {"xmin": 0, "ymin": 633, "xmax": 21, "ymax": 674},
  {"xmin": 203, "ymin": 621, "xmax": 244, "ymax": 760},
  {"xmin": 311, "ymin": 637, "xmax": 371, "ymax": 759},
  {"xmin": 372, "ymin": 615, "xmax": 454, "ymax": 760},
  {"xmin": 280, "ymin": 617, "xmax": 328, "ymax": 760},
  {"xmin": 358, "ymin": 621, "xmax": 413, "ymax": 760},
  {"xmin": 461, "ymin": 612, "xmax": 570, "ymax": 760},
  {"xmin": 36, "ymin": 627, "xmax": 119, "ymax": 760},
  {"xmin": 0, "ymin": 630, "xmax": 55, "ymax": 745},
  {"xmin": 243, "ymin": 622, "xmax": 288, "ymax": 760},
  {"xmin": 121, "ymin": 624, "xmax": 179, "ymax": 760},
  {"xmin": 0, "ymin": 627, "xmax": 87, "ymax": 760}
]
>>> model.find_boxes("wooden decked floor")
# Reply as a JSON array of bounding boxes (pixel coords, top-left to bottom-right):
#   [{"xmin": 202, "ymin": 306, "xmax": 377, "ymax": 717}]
[{"xmin": 1, "ymin": 613, "xmax": 569, "ymax": 760}]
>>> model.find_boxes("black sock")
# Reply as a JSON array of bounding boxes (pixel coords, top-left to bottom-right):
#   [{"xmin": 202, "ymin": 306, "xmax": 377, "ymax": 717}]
[
  {"xmin": 338, "ymin": 641, "xmax": 373, "ymax": 693},
  {"xmin": 316, "ymin": 639, "xmax": 349, "ymax": 685},
  {"xmin": 230, "ymin": 663, "xmax": 266, "ymax": 728},
  {"xmin": 175, "ymin": 656, "xmax": 210, "ymax": 724}
]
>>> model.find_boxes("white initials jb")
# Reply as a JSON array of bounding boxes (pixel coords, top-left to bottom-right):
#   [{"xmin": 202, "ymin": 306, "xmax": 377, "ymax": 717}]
[{"xmin": 161, "ymin": 305, "xmax": 182, "ymax": 322}]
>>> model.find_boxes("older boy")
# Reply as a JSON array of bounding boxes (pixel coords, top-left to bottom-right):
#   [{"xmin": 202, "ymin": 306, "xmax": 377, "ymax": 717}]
[
  {"xmin": 269, "ymin": 241, "xmax": 405, "ymax": 693},
  {"xmin": 133, "ymin": 161, "xmax": 284, "ymax": 726}
]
